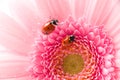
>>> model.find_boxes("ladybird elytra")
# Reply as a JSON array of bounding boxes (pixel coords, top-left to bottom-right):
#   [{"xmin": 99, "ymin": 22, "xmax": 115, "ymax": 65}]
[{"xmin": 42, "ymin": 19, "xmax": 58, "ymax": 34}]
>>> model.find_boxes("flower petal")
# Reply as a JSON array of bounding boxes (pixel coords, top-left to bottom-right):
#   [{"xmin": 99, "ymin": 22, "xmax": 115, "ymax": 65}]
[
  {"xmin": 104, "ymin": 3, "xmax": 120, "ymax": 51},
  {"xmin": 0, "ymin": 12, "xmax": 35, "ymax": 56},
  {"xmin": 0, "ymin": 51, "xmax": 30, "ymax": 79},
  {"xmin": 35, "ymin": 0, "xmax": 71, "ymax": 22},
  {"xmin": 7, "ymin": 0, "xmax": 43, "ymax": 30},
  {"xmin": 70, "ymin": 0, "xmax": 119, "ymax": 25},
  {"xmin": 2, "ymin": 76, "xmax": 31, "ymax": 80}
]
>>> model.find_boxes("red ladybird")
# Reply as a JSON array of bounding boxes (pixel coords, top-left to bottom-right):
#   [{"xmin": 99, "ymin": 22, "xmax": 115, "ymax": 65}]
[
  {"xmin": 62, "ymin": 35, "xmax": 75, "ymax": 46},
  {"xmin": 42, "ymin": 19, "xmax": 58, "ymax": 34}
]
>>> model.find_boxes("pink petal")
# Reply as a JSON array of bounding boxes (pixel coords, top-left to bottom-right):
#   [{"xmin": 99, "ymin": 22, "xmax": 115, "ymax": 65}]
[
  {"xmin": 0, "ymin": 12, "xmax": 35, "ymax": 56},
  {"xmin": 71, "ymin": 0, "xmax": 120, "ymax": 25},
  {"xmin": 0, "ymin": 50, "xmax": 30, "ymax": 79},
  {"xmin": 7, "ymin": 0, "xmax": 44, "ymax": 30},
  {"xmin": 34, "ymin": 0, "xmax": 71, "ymax": 22},
  {"xmin": 2, "ymin": 76, "xmax": 31, "ymax": 80},
  {"xmin": 105, "ymin": 5, "xmax": 120, "ymax": 50}
]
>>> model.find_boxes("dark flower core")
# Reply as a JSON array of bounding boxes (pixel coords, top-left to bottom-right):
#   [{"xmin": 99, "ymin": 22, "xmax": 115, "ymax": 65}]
[{"xmin": 63, "ymin": 54, "xmax": 84, "ymax": 75}]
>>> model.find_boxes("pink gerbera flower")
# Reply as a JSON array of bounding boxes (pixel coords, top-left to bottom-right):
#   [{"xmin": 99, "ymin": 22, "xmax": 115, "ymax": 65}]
[{"xmin": 0, "ymin": 0, "xmax": 120, "ymax": 80}]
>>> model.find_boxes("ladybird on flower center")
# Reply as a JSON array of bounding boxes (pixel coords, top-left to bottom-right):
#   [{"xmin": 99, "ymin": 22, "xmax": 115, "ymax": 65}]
[{"xmin": 62, "ymin": 35, "xmax": 75, "ymax": 46}]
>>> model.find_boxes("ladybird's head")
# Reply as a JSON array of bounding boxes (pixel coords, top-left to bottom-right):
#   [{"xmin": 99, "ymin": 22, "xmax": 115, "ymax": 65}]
[
  {"xmin": 51, "ymin": 19, "xmax": 58, "ymax": 25},
  {"xmin": 69, "ymin": 35, "xmax": 75, "ymax": 42}
]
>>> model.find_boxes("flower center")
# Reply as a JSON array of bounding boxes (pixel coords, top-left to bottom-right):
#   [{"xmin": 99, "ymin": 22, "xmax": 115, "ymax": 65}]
[
  {"xmin": 63, "ymin": 54, "xmax": 84, "ymax": 75},
  {"xmin": 31, "ymin": 17, "xmax": 115, "ymax": 80}
]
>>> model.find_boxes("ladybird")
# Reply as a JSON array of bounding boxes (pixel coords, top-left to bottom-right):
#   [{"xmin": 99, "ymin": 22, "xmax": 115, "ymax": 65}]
[
  {"xmin": 42, "ymin": 19, "xmax": 58, "ymax": 34},
  {"xmin": 62, "ymin": 35, "xmax": 75, "ymax": 46}
]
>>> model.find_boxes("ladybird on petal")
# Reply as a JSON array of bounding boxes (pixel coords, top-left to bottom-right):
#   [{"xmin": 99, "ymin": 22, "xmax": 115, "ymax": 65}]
[{"xmin": 42, "ymin": 19, "xmax": 58, "ymax": 34}]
